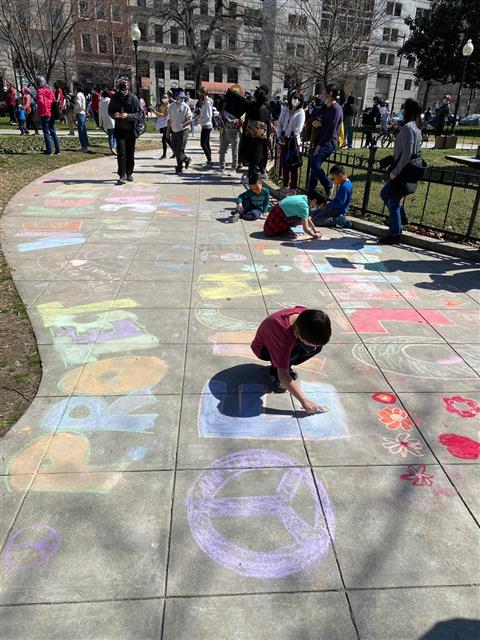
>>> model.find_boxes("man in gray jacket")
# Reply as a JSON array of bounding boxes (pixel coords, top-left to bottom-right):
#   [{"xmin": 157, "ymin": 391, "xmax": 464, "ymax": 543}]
[{"xmin": 167, "ymin": 88, "xmax": 193, "ymax": 174}]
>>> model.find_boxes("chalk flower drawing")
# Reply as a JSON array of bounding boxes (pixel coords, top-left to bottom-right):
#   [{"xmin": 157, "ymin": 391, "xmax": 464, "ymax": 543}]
[
  {"xmin": 377, "ymin": 407, "xmax": 414, "ymax": 432},
  {"xmin": 400, "ymin": 464, "xmax": 434, "ymax": 487},
  {"xmin": 372, "ymin": 392, "xmax": 397, "ymax": 405},
  {"xmin": 383, "ymin": 433, "xmax": 423, "ymax": 458},
  {"xmin": 442, "ymin": 395, "xmax": 480, "ymax": 419}
]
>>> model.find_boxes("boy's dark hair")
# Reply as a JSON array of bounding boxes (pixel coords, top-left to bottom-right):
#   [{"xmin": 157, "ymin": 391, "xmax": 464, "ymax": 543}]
[
  {"xmin": 308, "ymin": 191, "xmax": 327, "ymax": 206},
  {"xmin": 330, "ymin": 164, "xmax": 346, "ymax": 176},
  {"xmin": 295, "ymin": 310, "xmax": 332, "ymax": 346},
  {"xmin": 325, "ymin": 83, "xmax": 339, "ymax": 100},
  {"xmin": 249, "ymin": 172, "xmax": 262, "ymax": 185}
]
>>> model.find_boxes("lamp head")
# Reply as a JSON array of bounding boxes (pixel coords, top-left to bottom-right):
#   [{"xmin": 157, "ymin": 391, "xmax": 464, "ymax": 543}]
[
  {"xmin": 463, "ymin": 39, "xmax": 474, "ymax": 57},
  {"xmin": 131, "ymin": 23, "xmax": 141, "ymax": 42}
]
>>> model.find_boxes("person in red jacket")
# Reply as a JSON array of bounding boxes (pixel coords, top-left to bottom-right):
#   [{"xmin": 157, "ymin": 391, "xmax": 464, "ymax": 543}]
[
  {"xmin": 91, "ymin": 88, "xmax": 100, "ymax": 128},
  {"xmin": 5, "ymin": 82, "xmax": 17, "ymax": 124},
  {"xmin": 22, "ymin": 88, "xmax": 39, "ymax": 134},
  {"xmin": 36, "ymin": 76, "xmax": 61, "ymax": 155}
]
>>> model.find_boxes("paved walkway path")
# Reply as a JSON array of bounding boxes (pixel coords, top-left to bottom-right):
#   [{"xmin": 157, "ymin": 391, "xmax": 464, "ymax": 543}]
[{"xmin": 1, "ymin": 140, "xmax": 479, "ymax": 640}]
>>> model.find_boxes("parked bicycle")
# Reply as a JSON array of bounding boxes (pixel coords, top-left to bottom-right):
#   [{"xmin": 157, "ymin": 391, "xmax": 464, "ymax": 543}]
[{"xmin": 379, "ymin": 121, "xmax": 400, "ymax": 148}]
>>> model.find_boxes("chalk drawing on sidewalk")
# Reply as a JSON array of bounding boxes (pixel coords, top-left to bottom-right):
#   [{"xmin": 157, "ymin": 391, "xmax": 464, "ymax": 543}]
[
  {"xmin": 3, "ymin": 525, "xmax": 61, "ymax": 572},
  {"xmin": 187, "ymin": 449, "xmax": 334, "ymax": 578},
  {"xmin": 198, "ymin": 273, "xmax": 281, "ymax": 300}
]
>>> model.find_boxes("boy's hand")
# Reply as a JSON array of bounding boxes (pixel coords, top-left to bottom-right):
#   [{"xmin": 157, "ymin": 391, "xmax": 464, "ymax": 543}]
[{"xmin": 302, "ymin": 399, "xmax": 321, "ymax": 414}]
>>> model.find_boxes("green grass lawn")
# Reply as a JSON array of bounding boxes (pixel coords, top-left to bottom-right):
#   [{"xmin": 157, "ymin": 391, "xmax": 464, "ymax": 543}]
[{"xmin": 0, "ymin": 115, "xmax": 160, "ymax": 134}]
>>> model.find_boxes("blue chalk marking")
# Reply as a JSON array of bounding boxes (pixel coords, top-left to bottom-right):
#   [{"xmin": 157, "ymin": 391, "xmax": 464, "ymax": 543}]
[
  {"xmin": 17, "ymin": 237, "xmax": 85, "ymax": 252},
  {"xmin": 128, "ymin": 446, "xmax": 149, "ymax": 460}
]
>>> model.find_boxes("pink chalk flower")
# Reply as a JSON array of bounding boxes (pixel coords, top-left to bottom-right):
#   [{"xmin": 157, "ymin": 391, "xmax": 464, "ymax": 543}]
[
  {"xmin": 400, "ymin": 464, "xmax": 434, "ymax": 487},
  {"xmin": 442, "ymin": 395, "xmax": 480, "ymax": 419},
  {"xmin": 383, "ymin": 433, "xmax": 424, "ymax": 458}
]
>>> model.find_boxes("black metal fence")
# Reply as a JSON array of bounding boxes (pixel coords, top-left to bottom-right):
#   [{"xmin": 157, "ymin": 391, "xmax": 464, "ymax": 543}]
[{"xmin": 272, "ymin": 142, "xmax": 480, "ymax": 244}]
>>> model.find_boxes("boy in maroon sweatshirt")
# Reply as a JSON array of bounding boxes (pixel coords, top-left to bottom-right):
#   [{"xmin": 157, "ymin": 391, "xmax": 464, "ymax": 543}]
[{"xmin": 251, "ymin": 307, "xmax": 331, "ymax": 413}]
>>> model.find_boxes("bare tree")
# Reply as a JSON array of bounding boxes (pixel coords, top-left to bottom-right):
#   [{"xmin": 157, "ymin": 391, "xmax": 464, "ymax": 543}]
[
  {"xmin": 0, "ymin": 0, "xmax": 97, "ymax": 85},
  {"xmin": 271, "ymin": 0, "xmax": 388, "ymax": 92},
  {"xmin": 151, "ymin": 0, "xmax": 240, "ymax": 89}
]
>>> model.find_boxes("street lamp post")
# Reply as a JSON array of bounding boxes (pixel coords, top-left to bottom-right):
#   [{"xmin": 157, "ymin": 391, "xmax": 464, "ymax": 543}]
[
  {"xmin": 130, "ymin": 23, "xmax": 141, "ymax": 98},
  {"xmin": 391, "ymin": 33, "xmax": 406, "ymax": 116},
  {"xmin": 451, "ymin": 39, "xmax": 474, "ymax": 134}
]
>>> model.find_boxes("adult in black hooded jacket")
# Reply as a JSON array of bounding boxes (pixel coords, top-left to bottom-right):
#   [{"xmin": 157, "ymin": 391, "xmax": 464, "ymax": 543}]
[{"xmin": 108, "ymin": 79, "xmax": 143, "ymax": 184}]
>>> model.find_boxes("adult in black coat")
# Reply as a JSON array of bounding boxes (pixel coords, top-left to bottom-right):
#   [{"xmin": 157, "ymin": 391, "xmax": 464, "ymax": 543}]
[
  {"xmin": 108, "ymin": 78, "xmax": 143, "ymax": 184},
  {"xmin": 241, "ymin": 85, "xmax": 271, "ymax": 179}
]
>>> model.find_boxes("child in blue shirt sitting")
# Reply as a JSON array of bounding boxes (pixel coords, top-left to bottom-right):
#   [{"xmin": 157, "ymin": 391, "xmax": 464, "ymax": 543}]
[
  {"xmin": 311, "ymin": 164, "xmax": 352, "ymax": 228},
  {"xmin": 231, "ymin": 173, "xmax": 270, "ymax": 222}
]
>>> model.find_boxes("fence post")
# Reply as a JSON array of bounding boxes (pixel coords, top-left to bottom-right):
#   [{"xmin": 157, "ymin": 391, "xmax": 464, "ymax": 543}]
[
  {"xmin": 361, "ymin": 144, "xmax": 377, "ymax": 215},
  {"xmin": 465, "ymin": 183, "xmax": 480, "ymax": 243}
]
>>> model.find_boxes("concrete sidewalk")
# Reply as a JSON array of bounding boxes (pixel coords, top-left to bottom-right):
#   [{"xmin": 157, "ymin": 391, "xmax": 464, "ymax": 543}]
[{"xmin": 0, "ymin": 138, "xmax": 479, "ymax": 640}]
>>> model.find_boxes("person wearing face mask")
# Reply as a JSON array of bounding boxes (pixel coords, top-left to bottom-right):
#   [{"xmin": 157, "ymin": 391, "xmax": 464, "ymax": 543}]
[
  {"xmin": 108, "ymin": 77, "xmax": 143, "ymax": 184},
  {"xmin": 431, "ymin": 95, "xmax": 451, "ymax": 137},
  {"xmin": 166, "ymin": 89, "xmax": 193, "ymax": 174},
  {"xmin": 152, "ymin": 94, "xmax": 171, "ymax": 159},
  {"xmin": 277, "ymin": 91, "xmax": 306, "ymax": 194}
]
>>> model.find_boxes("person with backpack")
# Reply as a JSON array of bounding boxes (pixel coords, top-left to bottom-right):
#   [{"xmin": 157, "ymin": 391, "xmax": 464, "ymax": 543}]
[
  {"xmin": 277, "ymin": 90, "xmax": 305, "ymax": 194},
  {"xmin": 379, "ymin": 99, "xmax": 425, "ymax": 245},
  {"xmin": 35, "ymin": 76, "xmax": 61, "ymax": 155},
  {"xmin": 22, "ymin": 88, "xmax": 39, "ymax": 134},
  {"xmin": 108, "ymin": 76, "xmax": 144, "ymax": 184}
]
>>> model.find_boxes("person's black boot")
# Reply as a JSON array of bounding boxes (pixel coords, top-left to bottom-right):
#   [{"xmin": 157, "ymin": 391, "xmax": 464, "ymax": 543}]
[{"xmin": 378, "ymin": 234, "xmax": 402, "ymax": 245}]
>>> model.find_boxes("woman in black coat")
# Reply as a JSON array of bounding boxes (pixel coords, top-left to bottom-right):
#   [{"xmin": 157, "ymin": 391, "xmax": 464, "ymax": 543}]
[{"xmin": 241, "ymin": 86, "xmax": 271, "ymax": 179}]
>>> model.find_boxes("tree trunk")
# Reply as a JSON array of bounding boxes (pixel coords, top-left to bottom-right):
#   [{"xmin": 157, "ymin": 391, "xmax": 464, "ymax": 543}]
[{"xmin": 421, "ymin": 81, "xmax": 432, "ymax": 111}]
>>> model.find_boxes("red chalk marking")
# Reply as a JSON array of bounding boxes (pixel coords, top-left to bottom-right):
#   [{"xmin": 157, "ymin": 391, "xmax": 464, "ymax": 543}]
[{"xmin": 438, "ymin": 434, "xmax": 480, "ymax": 460}]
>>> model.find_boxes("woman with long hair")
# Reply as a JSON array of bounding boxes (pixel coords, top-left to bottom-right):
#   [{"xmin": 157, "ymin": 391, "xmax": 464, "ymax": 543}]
[
  {"xmin": 152, "ymin": 94, "xmax": 171, "ymax": 159},
  {"xmin": 276, "ymin": 90, "xmax": 305, "ymax": 193},
  {"xmin": 379, "ymin": 98, "xmax": 423, "ymax": 245},
  {"xmin": 241, "ymin": 85, "xmax": 271, "ymax": 179}
]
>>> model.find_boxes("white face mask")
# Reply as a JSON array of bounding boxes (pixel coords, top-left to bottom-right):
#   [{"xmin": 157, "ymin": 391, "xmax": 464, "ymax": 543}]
[{"xmin": 291, "ymin": 98, "xmax": 300, "ymax": 108}]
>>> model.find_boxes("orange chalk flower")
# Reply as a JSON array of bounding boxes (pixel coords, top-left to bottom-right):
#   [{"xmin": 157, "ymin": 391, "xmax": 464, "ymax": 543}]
[{"xmin": 377, "ymin": 406, "xmax": 414, "ymax": 432}]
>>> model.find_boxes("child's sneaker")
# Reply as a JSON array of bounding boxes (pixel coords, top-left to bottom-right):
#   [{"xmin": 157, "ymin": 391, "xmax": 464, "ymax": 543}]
[
  {"xmin": 289, "ymin": 367, "xmax": 298, "ymax": 380},
  {"xmin": 337, "ymin": 215, "xmax": 352, "ymax": 229},
  {"xmin": 227, "ymin": 211, "xmax": 240, "ymax": 223}
]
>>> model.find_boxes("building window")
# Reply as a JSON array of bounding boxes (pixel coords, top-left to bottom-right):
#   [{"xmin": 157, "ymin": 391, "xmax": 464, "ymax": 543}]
[
  {"xmin": 155, "ymin": 26, "xmax": 163, "ymax": 43},
  {"xmin": 201, "ymin": 65, "xmax": 209, "ymax": 81},
  {"xmin": 214, "ymin": 33, "xmax": 222, "ymax": 49},
  {"xmin": 214, "ymin": 65, "xmax": 222, "ymax": 82},
  {"xmin": 379, "ymin": 52, "xmax": 395, "ymax": 65},
  {"xmin": 386, "ymin": 2, "xmax": 402, "ymax": 16},
  {"xmin": 137, "ymin": 23, "xmax": 147, "ymax": 40},
  {"xmin": 288, "ymin": 14, "xmax": 296, "ymax": 25},
  {"xmin": 200, "ymin": 0, "xmax": 208, "ymax": 15},
  {"xmin": 383, "ymin": 28, "xmax": 399, "ymax": 42},
  {"xmin": 155, "ymin": 61, "xmax": 165, "ymax": 79},
  {"xmin": 113, "ymin": 36, "xmax": 122, "ymax": 54},
  {"xmin": 297, "ymin": 44, "xmax": 305, "ymax": 58},
  {"xmin": 404, "ymin": 79, "xmax": 412, "ymax": 90},
  {"xmin": 170, "ymin": 62, "xmax": 179, "ymax": 80},
  {"xmin": 201, "ymin": 30, "xmax": 210, "ymax": 47},
  {"xmin": 375, "ymin": 73, "xmax": 391, "ymax": 99},
  {"xmin": 137, "ymin": 0, "xmax": 146, "ymax": 7},
  {"xmin": 407, "ymin": 57, "xmax": 415, "ymax": 68},
  {"xmin": 98, "ymin": 34, "xmax": 108, "ymax": 53},
  {"xmin": 286, "ymin": 43, "xmax": 295, "ymax": 57},
  {"xmin": 227, "ymin": 66, "xmax": 238, "ymax": 83},
  {"xmin": 184, "ymin": 65, "xmax": 195, "ymax": 81},
  {"xmin": 251, "ymin": 67, "xmax": 260, "ymax": 81},
  {"xmin": 79, "ymin": 0, "xmax": 88, "ymax": 18},
  {"xmin": 229, "ymin": 2, "xmax": 237, "ymax": 17},
  {"xmin": 81, "ymin": 33, "xmax": 92, "ymax": 52},
  {"xmin": 244, "ymin": 7, "xmax": 262, "ymax": 26},
  {"xmin": 228, "ymin": 33, "xmax": 236, "ymax": 50},
  {"xmin": 253, "ymin": 39, "xmax": 262, "ymax": 54},
  {"xmin": 170, "ymin": 27, "xmax": 179, "ymax": 45},
  {"xmin": 111, "ymin": 3, "xmax": 121, "ymax": 21},
  {"xmin": 96, "ymin": 1, "xmax": 106, "ymax": 19},
  {"xmin": 298, "ymin": 15, "xmax": 307, "ymax": 28},
  {"xmin": 415, "ymin": 8, "xmax": 430, "ymax": 21}
]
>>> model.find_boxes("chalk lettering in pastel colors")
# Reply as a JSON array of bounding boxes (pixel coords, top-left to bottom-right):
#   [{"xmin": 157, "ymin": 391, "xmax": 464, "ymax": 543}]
[
  {"xmin": 199, "ymin": 381, "xmax": 348, "ymax": 440},
  {"xmin": 333, "ymin": 282, "xmax": 409, "ymax": 302},
  {"xmin": 220, "ymin": 253, "xmax": 247, "ymax": 262},
  {"xmin": 17, "ymin": 237, "xmax": 85, "ymax": 253},
  {"xmin": 3, "ymin": 525, "xmax": 61, "ymax": 572},
  {"xmin": 16, "ymin": 231, "xmax": 83, "ymax": 238},
  {"xmin": 195, "ymin": 307, "xmax": 258, "ymax": 332},
  {"xmin": 45, "ymin": 198, "xmax": 94, "ymax": 208},
  {"xmin": 347, "ymin": 309, "xmax": 453, "ymax": 334},
  {"xmin": 198, "ymin": 273, "xmax": 281, "ymax": 300},
  {"xmin": 105, "ymin": 196, "xmax": 155, "ymax": 204},
  {"xmin": 44, "ymin": 190, "xmax": 97, "ymax": 198},
  {"xmin": 352, "ymin": 337, "xmax": 477, "ymax": 379},
  {"xmin": 263, "ymin": 249, "xmax": 281, "ymax": 255},
  {"xmin": 24, "ymin": 205, "xmax": 95, "ymax": 217},
  {"xmin": 58, "ymin": 355, "xmax": 167, "ymax": 395},
  {"xmin": 7, "ymin": 433, "xmax": 128, "ymax": 492},
  {"xmin": 23, "ymin": 221, "xmax": 82, "ymax": 231},
  {"xmin": 37, "ymin": 299, "xmax": 138, "ymax": 328},
  {"xmin": 187, "ymin": 449, "xmax": 335, "ymax": 578},
  {"xmin": 100, "ymin": 204, "xmax": 157, "ymax": 214},
  {"xmin": 42, "ymin": 395, "xmax": 158, "ymax": 433},
  {"xmin": 322, "ymin": 273, "xmax": 401, "ymax": 283},
  {"xmin": 294, "ymin": 255, "xmax": 317, "ymax": 274}
]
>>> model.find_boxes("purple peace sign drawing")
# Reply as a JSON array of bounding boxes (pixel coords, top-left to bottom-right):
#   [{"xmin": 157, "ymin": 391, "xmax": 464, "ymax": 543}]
[
  {"xmin": 3, "ymin": 524, "xmax": 61, "ymax": 572},
  {"xmin": 186, "ymin": 449, "xmax": 335, "ymax": 579}
]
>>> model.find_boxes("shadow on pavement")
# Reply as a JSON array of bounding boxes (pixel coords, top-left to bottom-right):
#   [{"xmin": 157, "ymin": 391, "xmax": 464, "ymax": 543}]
[{"xmin": 418, "ymin": 618, "xmax": 480, "ymax": 640}]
